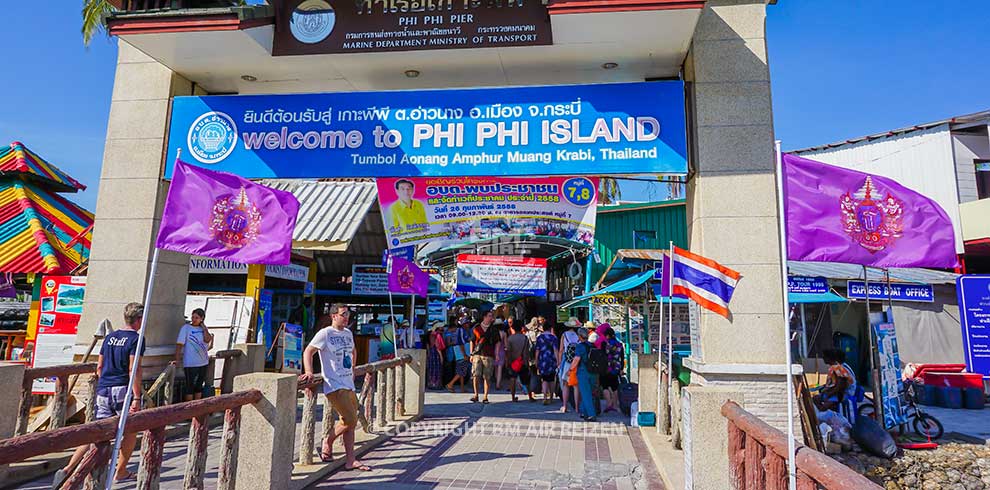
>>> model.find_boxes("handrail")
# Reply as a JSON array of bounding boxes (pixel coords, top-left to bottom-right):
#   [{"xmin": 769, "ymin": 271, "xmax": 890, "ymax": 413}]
[
  {"xmin": 22, "ymin": 363, "xmax": 98, "ymax": 388},
  {"xmin": 721, "ymin": 401, "xmax": 881, "ymax": 490},
  {"xmin": 0, "ymin": 389, "xmax": 262, "ymax": 465}
]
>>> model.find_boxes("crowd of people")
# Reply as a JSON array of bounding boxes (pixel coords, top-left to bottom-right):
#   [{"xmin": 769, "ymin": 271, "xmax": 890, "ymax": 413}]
[{"xmin": 425, "ymin": 310, "xmax": 625, "ymax": 422}]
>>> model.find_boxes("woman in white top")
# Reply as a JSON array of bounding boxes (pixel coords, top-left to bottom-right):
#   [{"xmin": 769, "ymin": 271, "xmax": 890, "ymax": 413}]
[
  {"xmin": 557, "ymin": 318, "xmax": 581, "ymax": 413},
  {"xmin": 171, "ymin": 308, "xmax": 214, "ymax": 401}
]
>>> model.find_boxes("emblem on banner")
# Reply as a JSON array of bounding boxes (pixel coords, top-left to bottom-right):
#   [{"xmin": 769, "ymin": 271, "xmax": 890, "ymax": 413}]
[
  {"xmin": 290, "ymin": 0, "xmax": 336, "ymax": 44},
  {"xmin": 210, "ymin": 187, "xmax": 263, "ymax": 249},
  {"xmin": 839, "ymin": 176, "xmax": 904, "ymax": 253},
  {"xmin": 397, "ymin": 265, "xmax": 415, "ymax": 291},
  {"xmin": 188, "ymin": 111, "xmax": 237, "ymax": 164}
]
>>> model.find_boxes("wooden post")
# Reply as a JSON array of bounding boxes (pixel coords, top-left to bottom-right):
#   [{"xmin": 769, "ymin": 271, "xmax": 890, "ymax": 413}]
[
  {"xmin": 744, "ymin": 435, "xmax": 765, "ymax": 490},
  {"xmin": 385, "ymin": 367, "xmax": 396, "ymax": 423},
  {"xmin": 659, "ymin": 370, "xmax": 671, "ymax": 434},
  {"xmin": 728, "ymin": 421, "xmax": 746, "ymax": 490},
  {"xmin": 16, "ymin": 382, "xmax": 32, "ymax": 436},
  {"xmin": 396, "ymin": 360, "xmax": 406, "ymax": 416},
  {"xmin": 217, "ymin": 407, "xmax": 241, "ymax": 490},
  {"xmin": 51, "ymin": 375, "xmax": 69, "ymax": 430},
  {"xmin": 183, "ymin": 414, "xmax": 210, "ymax": 489},
  {"xmin": 300, "ymin": 387, "xmax": 317, "ymax": 465},
  {"xmin": 796, "ymin": 471, "xmax": 816, "ymax": 490},
  {"xmin": 137, "ymin": 427, "xmax": 166, "ymax": 490},
  {"xmin": 357, "ymin": 372, "xmax": 373, "ymax": 433},
  {"xmin": 764, "ymin": 451, "xmax": 787, "ymax": 490},
  {"xmin": 375, "ymin": 368, "xmax": 387, "ymax": 430},
  {"xmin": 63, "ymin": 442, "xmax": 110, "ymax": 490},
  {"xmin": 85, "ymin": 375, "xmax": 97, "ymax": 423},
  {"xmin": 163, "ymin": 366, "xmax": 176, "ymax": 405}
]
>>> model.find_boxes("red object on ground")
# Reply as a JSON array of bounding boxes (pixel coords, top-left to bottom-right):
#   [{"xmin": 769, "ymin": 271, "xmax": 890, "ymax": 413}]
[
  {"xmin": 923, "ymin": 372, "xmax": 984, "ymax": 389},
  {"xmin": 898, "ymin": 442, "xmax": 938, "ymax": 450},
  {"xmin": 913, "ymin": 364, "xmax": 966, "ymax": 380}
]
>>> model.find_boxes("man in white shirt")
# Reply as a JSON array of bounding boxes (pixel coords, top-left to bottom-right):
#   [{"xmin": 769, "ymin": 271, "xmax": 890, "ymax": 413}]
[{"xmin": 301, "ymin": 303, "xmax": 370, "ymax": 471}]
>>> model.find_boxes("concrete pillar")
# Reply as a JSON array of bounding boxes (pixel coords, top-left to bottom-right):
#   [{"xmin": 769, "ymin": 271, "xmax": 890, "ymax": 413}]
[
  {"xmin": 637, "ymin": 353, "xmax": 659, "ymax": 421},
  {"xmin": 233, "ymin": 373, "xmax": 297, "ymax": 490},
  {"xmin": 0, "ymin": 363, "xmax": 26, "ymax": 482},
  {"xmin": 78, "ymin": 40, "xmax": 197, "ymax": 358},
  {"xmin": 682, "ymin": 1, "xmax": 800, "ymax": 487},
  {"xmin": 397, "ymin": 349, "xmax": 426, "ymax": 417},
  {"xmin": 224, "ymin": 343, "xmax": 265, "ymax": 393}
]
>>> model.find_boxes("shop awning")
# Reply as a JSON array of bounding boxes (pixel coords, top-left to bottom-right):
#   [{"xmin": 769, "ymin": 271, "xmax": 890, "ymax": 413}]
[
  {"xmin": 560, "ymin": 269, "xmax": 655, "ymax": 308},
  {"xmin": 788, "ymin": 291, "xmax": 848, "ymax": 304},
  {"xmin": 0, "ymin": 180, "xmax": 93, "ymax": 274},
  {"xmin": 261, "ymin": 180, "xmax": 378, "ymax": 252}
]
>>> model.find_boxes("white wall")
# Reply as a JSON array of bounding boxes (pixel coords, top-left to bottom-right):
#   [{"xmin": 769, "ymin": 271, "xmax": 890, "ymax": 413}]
[
  {"xmin": 798, "ymin": 124, "xmax": 964, "ymax": 254},
  {"xmin": 952, "ymin": 130, "xmax": 990, "ymax": 203}
]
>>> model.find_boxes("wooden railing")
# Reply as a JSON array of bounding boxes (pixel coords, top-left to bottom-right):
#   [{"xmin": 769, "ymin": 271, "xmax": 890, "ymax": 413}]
[
  {"xmin": 296, "ymin": 355, "xmax": 412, "ymax": 465},
  {"xmin": 0, "ymin": 330, "xmax": 26, "ymax": 360},
  {"xmin": 16, "ymin": 363, "xmax": 98, "ymax": 436},
  {"xmin": 721, "ymin": 401, "xmax": 881, "ymax": 490}
]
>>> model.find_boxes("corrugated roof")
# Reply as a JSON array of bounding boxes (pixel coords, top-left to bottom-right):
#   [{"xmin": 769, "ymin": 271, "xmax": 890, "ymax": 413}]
[
  {"xmin": 787, "ymin": 261, "xmax": 959, "ymax": 285},
  {"xmin": 791, "ymin": 110, "xmax": 990, "ymax": 154},
  {"xmin": 0, "ymin": 142, "xmax": 86, "ymax": 192},
  {"xmin": 0, "ymin": 180, "xmax": 93, "ymax": 274},
  {"xmin": 259, "ymin": 180, "xmax": 378, "ymax": 251},
  {"xmin": 592, "ymin": 200, "xmax": 687, "ymax": 286}
]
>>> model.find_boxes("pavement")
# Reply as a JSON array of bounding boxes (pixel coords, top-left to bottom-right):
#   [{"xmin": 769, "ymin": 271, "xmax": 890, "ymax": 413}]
[{"xmin": 918, "ymin": 404, "xmax": 990, "ymax": 444}]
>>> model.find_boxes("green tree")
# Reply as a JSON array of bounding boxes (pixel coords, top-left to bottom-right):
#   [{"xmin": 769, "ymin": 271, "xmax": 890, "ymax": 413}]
[
  {"xmin": 81, "ymin": 0, "xmax": 114, "ymax": 46},
  {"xmin": 598, "ymin": 177, "xmax": 621, "ymax": 205}
]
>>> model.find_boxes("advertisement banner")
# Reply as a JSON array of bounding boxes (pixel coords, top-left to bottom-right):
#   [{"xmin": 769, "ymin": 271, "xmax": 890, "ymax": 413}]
[
  {"xmin": 353, "ymin": 264, "xmax": 440, "ymax": 296},
  {"xmin": 873, "ymin": 321, "xmax": 907, "ymax": 429},
  {"xmin": 274, "ymin": 0, "xmax": 551, "ymax": 56},
  {"xmin": 31, "ymin": 276, "xmax": 87, "ymax": 394},
  {"xmin": 456, "ymin": 254, "xmax": 546, "ymax": 296},
  {"xmin": 788, "ymin": 276, "xmax": 829, "ymax": 294},
  {"xmin": 378, "ymin": 175, "xmax": 598, "ymax": 248},
  {"xmin": 957, "ymin": 276, "xmax": 990, "ymax": 379},
  {"xmin": 258, "ymin": 289, "xmax": 274, "ymax": 360},
  {"xmin": 282, "ymin": 323, "xmax": 304, "ymax": 373},
  {"xmin": 165, "ymin": 82, "xmax": 688, "ymax": 179},
  {"xmin": 847, "ymin": 281, "xmax": 934, "ymax": 302}
]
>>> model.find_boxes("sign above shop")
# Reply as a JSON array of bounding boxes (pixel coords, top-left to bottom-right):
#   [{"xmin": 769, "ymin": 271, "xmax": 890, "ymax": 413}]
[
  {"xmin": 787, "ymin": 276, "xmax": 829, "ymax": 295},
  {"xmin": 957, "ymin": 276, "xmax": 990, "ymax": 379},
  {"xmin": 189, "ymin": 257, "xmax": 309, "ymax": 283},
  {"xmin": 377, "ymin": 175, "xmax": 598, "ymax": 249},
  {"xmin": 274, "ymin": 0, "xmax": 552, "ymax": 56},
  {"xmin": 846, "ymin": 280, "xmax": 934, "ymax": 303},
  {"xmin": 353, "ymin": 264, "xmax": 440, "ymax": 296},
  {"xmin": 166, "ymin": 82, "xmax": 688, "ymax": 179},
  {"xmin": 456, "ymin": 254, "xmax": 546, "ymax": 296}
]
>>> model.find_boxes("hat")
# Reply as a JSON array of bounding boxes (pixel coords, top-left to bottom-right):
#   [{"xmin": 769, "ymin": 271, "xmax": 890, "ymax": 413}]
[
  {"xmin": 431, "ymin": 320, "xmax": 445, "ymax": 329},
  {"xmin": 588, "ymin": 332, "xmax": 599, "ymax": 344},
  {"xmin": 526, "ymin": 317, "xmax": 539, "ymax": 330},
  {"xmin": 564, "ymin": 317, "xmax": 581, "ymax": 328},
  {"xmin": 584, "ymin": 321, "xmax": 596, "ymax": 329},
  {"xmin": 576, "ymin": 327, "xmax": 590, "ymax": 339}
]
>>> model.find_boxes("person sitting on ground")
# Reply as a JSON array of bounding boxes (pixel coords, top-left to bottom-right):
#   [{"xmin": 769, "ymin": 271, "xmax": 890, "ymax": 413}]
[
  {"xmin": 55, "ymin": 303, "xmax": 146, "ymax": 486},
  {"xmin": 506, "ymin": 321, "xmax": 536, "ymax": 402},
  {"xmin": 814, "ymin": 348, "xmax": 857, "ymax": 412},
  {"xmin": 171, "ymin": 308, "xmax": 213, "ymax": 401}
]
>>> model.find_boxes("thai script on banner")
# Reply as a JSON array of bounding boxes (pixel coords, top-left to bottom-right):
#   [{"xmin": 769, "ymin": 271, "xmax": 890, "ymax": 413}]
[
  {"xmin": 957, "ymin": 276, "xmax": 990, "ymax": 379},
  {"xmin": 353, "ymin": 264, "xmax": 440, "ymax": 296},
  {"xmin": 378, "ymin": 175, "xmax": 597, "ymax": 248},
  {"xmin": 456, "ymin": 254, "xmax": 546, "ymax": 296},
  {"xmin": 788, "ymin": 276, "xmax": 829, "ymax": 295},
  {"xmin": 165, "ymin": 82, "xmax": 688, "ymax": 179},
  {"xmin": 846, "ymin": 281, "xmax": 934, "ymax": 302}
]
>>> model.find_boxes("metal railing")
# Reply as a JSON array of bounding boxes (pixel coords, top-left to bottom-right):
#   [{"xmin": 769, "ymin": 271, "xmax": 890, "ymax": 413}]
[{"xmin": 721, "ymin": 401, "xmax": 881, "ymax": 490}]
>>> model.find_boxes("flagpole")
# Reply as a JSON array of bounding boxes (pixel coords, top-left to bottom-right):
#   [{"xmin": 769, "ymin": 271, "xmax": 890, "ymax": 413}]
[
  {"xmin": 666, "ymin": 242, "xmax": 674, "ymax": 425},
  {"xmin": 863, "ymin": 265, "xmax": 883, "ymax": 425},
  {"xmin": 774, "ymin": 140, "xmax": 797, "ymax": 490},
  {"xmin": 386, "ymin": 255, "xmax": 397, "ymax": 355},
  {"xmin": 105, "ymin": 247, "xmax": 161, "ymax": 490}
]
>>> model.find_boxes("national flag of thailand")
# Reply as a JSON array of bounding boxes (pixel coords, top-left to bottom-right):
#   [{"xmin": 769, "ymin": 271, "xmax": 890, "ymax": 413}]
[
  {"xmin": 387, "ymin": 256, "xmax": 429, "ymax": 297},
  {"xmin": 156, "ymin": 160, "xmax": 300, "ymax": 265},
  {"xmin": 661, "ymin": 246, "xmax": 741, "ymax": 318}
]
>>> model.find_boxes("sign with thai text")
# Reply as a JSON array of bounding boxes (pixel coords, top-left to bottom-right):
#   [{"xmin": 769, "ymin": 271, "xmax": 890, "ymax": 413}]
[
  {"xmin": 352, "ymin": 264, "xmax": 440, "ymax": 295},
  {"xmin": 788, "ymin": 276, "xmax": 829, "ymax": 294},
  {"xmin": 846, "ymin": 281, "xmax": 934, "ymax": 302},
  {"xmin": 274, "ymin": 0, "xmax": 551, "ymax": 56},
  {"xmin": 958, "ymin": 276, "xmax": 990, "ymax": 379},
  {"xmin": 456, "ymin": 254, "xmax": 546, "ymax": 296},
  {"xmin": 377, "ymin": 175, "xmax": 597, "ymax": 249},
  {"xmin": 165, "ymin": 82, "xmax": 688, "ymax": 178}
]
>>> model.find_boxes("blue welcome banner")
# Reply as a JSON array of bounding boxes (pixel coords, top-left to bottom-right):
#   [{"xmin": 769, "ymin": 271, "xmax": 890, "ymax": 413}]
[
  {"xmin": 165, "ymin": 82, "xmax": 687, "ymax": 179},
  {"xmin": 847, "ymin": 281, "xmax": 935, "ymax": 302},
  {"xmin": 957, "ymin": 276, "xmax": 990, "ymax": 379}
]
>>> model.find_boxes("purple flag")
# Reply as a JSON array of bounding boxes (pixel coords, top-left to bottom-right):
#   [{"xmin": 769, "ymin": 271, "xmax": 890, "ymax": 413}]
[
  {"xmin": 388, "ymin": 256, "xmax": 428, "ymax": 297},
  {"xmin": 156, "ymin": 160, "xmax": 300, "ymax": 265},
  {"xmin": 659, "ymin": 252, "xmax": 672, "ymax": 297},
  {"xmin": 784, "ymin": 153, "xmax": 958, "ymax": 269}
]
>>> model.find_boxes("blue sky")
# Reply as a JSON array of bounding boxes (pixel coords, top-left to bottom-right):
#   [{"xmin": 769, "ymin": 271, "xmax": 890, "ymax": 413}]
[{"xmin": 1, "ymin": 2, "xmax": 988, "ymax": 209}]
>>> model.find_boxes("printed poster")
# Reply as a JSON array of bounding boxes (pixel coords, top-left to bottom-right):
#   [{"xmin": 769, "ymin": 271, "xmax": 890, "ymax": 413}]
[
  {"xmin": 31, "ymin": 276, "xmax": 87, "ymax": 394},
  {"xmin": 957, "ymin": 275, "xmax": 990, "ymax": 379},
  {"xmin": 282, "ymin": 323, "xmax": 304, "ymax": 373},
  {"xmin": 873, "ymin": 322, "xmax": 907, "ymax": 429},
  {"xmin": 377, "ymin": 175, "xmax": 598, "ymax": 249},
  {"xmin": 456, "ymin": 254, "xmax": 547, "ymax": 296},
  {"xmin": 258, "ymin": 289, "xmax": 274, "ymax": 360}
]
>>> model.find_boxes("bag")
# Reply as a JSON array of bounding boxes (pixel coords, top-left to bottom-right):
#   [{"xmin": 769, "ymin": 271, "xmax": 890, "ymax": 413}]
[
  {"xmin": 851, "ymin": 415, "xmax": 897, "ymax": 459},
  {"xmin": 619, "ymin": 381, "xmax": 638, "ymax": 416},
  {"xmin": 587, "ymin": 346, "xmax": 609, "ymax": 376},
  {"xmin": 510, "ymin": 357, "xmax": 524, "ymax": 373},
  {"xmin": 567, "ymin": 367, "xmax": 578, "ymax": 387}
]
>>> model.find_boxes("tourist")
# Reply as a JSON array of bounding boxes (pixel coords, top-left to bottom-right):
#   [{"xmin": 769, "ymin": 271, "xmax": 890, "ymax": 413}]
[
  {"xmin": 601, "ymin": 327, "xmax": 624, "ymax": 413},
  {"xmin": 524, "ymin": 317, "xmax": 541, "ymax": 395},
  {"xmin": 444, "ymin": 319, "xmax": 471, "ymax": 392},
  {"xmin": 494, "ymin": 319, "xmax": 508, "ymax": 390},
  {"xmin": 588, "ymin": 331, "xmax": 603, "ymax": 415},
  {"xmin": 506, "ymin": 321, "xmax": 535, "ymax": 402},
  {"xmin": 571, "ymin": 327, "xmax": 597, "ymax": 421},
  {"xmin": 814, "ymin": 348, "xmax": 858, "ymax": 412},
  {"xmin": 557, "ymin": 317, "xmax": 581, "ymax": 413},
  {"xmin": 290, "ymin": 297, "xmax": 314, "ymax": 341},
  {"xmin": 535, "ymin": 322, "xmax": 559, "ymax": 405},
  {"xmin": 55, "ymin": 303, "xmax": 146, "ymax": 486},
  {"xmin": 470, "ymin": 310, "xmax": 499, "ymax": 403},
  {"xmin": 427, "ymin": 321, "xmax": 445, "ymax": 390},
  {"xmin": 171, "ymin": 308, "xmax": 213, "ymax": 401},
  {"xmin": 301, "ymin": 304, "xmax": 371, "ymax": 471}
]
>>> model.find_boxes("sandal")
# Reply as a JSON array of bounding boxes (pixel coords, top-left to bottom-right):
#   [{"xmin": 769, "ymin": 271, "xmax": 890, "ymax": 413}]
[
  {"xmin": 113, "ymin": 471, "xmax": 137, "ymax": 482},
  {"xmin": 482, "ymin": 398, "xmax": 490, "ymax": 404},
  {"xmin": 345, "ymin": 463, "xmax": 372, "ymax": 472},
  {"xmin": 470, "ymin": 396, "xmax": 479, "ymax": 403},
  {"xmin": 320, "ymin": 450, "xmax": 333, "ymax": 462}
]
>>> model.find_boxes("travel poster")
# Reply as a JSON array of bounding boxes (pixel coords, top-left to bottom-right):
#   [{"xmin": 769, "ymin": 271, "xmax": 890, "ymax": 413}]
[{"xmin": 31, "ymin": 276, "xmax": 87, "ymax": 394}]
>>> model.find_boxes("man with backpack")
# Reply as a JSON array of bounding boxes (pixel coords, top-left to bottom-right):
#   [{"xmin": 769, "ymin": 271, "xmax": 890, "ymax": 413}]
[
  {"xmin": 570, "ymin": 327, "xmax": 599, "ymax": 421},
  {"xmin": 586, "ymin": 331, "xmax": 609, "ymax": 416}
]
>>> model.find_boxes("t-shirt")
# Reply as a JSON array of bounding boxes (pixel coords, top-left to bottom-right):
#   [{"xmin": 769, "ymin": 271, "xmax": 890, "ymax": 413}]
[
  {"xmin": 443, "ymin": 328, "xmax": 469, "ymax": 362},
  {"xmin": 506, "ymin": 333, "xmax": 530, "ymax": 364},
  {"xmin": 472, "ymin": 325, "xmax": 498, "ymax": 358},
  {"xmin": 388, "ymin": 200, "xmax": 428, "ymax": 233},
  {"xmin": 309, "ymin": 326, "xmax": 356, "ymax": 394},
  {"xmin": 177, "ymin": 324, "xmax": 211, "ymax": 368},
  {"xmin": 98, "ymin": 329, "xmax": 145, "ymax": 389}
]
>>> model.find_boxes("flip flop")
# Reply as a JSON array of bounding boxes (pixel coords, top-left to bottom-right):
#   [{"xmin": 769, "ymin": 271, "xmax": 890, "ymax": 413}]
[
  {"xmin": 113, "ymin": 471, "xmax": 137, "ymax": 482},
  {"xmin": 320, "ymin": 450, "xmax": 333, "ymax": 462},
  {"xmin": 470, "ymin": 396, "xmax": 479, "ymax": 403},
  {"xmin": 482, "ymin": 399, "xmax": 490, "ymax": 404},
  {"xmin": 345, "ymin": 463, "xmax": 372, "ymax": 472}
]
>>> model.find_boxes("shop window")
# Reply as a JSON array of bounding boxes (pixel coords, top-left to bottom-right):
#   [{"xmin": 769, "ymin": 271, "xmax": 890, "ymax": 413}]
[{"xmin": 977, "ymin": 159, "xmax": 990, "ymax": 200}]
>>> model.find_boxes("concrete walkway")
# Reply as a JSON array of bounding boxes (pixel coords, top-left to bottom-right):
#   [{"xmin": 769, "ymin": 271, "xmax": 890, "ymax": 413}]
[{"xmin": 308, "ymin": 391, "xmax": 667, "ymax": 490}]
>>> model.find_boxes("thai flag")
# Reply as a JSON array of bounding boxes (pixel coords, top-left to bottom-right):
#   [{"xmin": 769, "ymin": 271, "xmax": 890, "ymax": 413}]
[{"xmin": 661, "ymin": 246, "xmax": 741, "ymax": 318}]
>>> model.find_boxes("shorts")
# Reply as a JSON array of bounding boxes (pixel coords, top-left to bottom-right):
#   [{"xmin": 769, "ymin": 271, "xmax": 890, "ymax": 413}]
[
  {"xmin": 471, "ymin": 355, "xmax": 495, "ymax": 380},
  {"xmin": 600, "ymin": 373, "xmax": 620, "ymax": 391},
  {"xmin": 508, "ymin": 364, "xmax": 531, "ymax": 384},
  {"xmin": 540, "ymin": 373, "xmax": 556, "ymax": 383},
  {"xmin": 327, "ymin": 389, "xmax": 359, "ymax": 428},
  {"xmin": 454, "ymin": 359, "xmax": 471, "ymax": 378},
  {"xmin": 184, "ymin": 365, "xmax": 209, "ymax": 397},
  {"xmin": 95, "ymin": 385, "xmax": 137, "ymax": 420}
]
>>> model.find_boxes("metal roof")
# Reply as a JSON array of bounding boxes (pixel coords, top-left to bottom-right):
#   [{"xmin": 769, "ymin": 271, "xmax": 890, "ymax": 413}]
[
  {"xmin": 787, "ymin": 261, "xmax": 959, "ymax": 285},
  {"xmin": 791, "ymin": 110, "xmax": 990, "ymax": 154},
  {"xmin": 259, "ymin": 180, "xmax": 378, "ymax": 252},
  {"xmin": 591, "ymin": 200, "xmax": 687, "ymax": 287}
]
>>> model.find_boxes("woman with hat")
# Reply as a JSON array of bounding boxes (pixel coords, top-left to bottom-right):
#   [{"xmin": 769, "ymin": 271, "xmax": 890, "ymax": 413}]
[
  {"xmin": 427, "ymin": 321, "xmax": 445, "ymax": 390},
  {"xmin": 557, "ymin": 317, "xmax": 581, "ymax": 413},
  {"xmin": 444, "ymin": 319, "xmax": 471, "ymax": 393}
]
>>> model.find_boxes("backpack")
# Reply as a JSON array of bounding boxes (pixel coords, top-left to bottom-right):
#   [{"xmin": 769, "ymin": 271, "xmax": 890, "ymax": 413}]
[{"xmin": 587, "ymin": 344, "xmax": 609, "ymax": 376}]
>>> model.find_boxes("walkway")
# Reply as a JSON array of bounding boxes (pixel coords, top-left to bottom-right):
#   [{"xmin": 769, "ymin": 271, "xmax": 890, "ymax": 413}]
[{"xmin": 310, "ymin": 391, "xmax": 666, "ymax": 490}]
